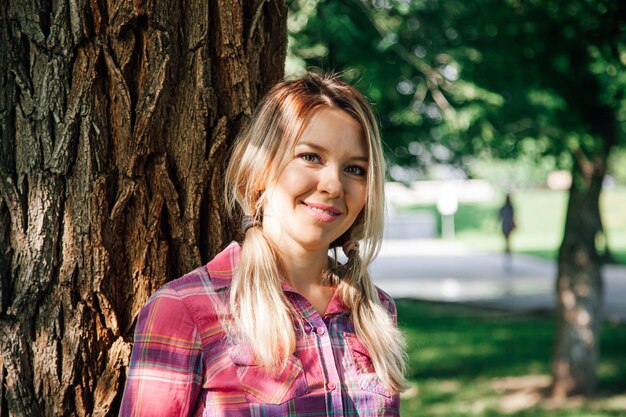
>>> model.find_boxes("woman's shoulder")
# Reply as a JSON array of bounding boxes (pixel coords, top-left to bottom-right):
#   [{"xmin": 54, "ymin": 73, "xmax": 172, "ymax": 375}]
[
  {"xmin": 160, "ymin": 264, "xmax": 218, "ymax": 297},
  {"xmin": 157, "ymin": 241, "xmax": 240, "ymax": 294},
  {"xmin": 145, "ymin": 242, "xmax": 241, "ymax": 314},
  {"xmin": 141, "ymin": 267, "xmax": 218, "ymax": 323},
  {"xmin": 375, "ymin": 286, "xmax": 397, "ymax": 316}
]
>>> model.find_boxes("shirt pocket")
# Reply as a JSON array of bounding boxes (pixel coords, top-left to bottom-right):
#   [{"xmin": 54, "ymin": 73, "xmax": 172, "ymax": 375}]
[
  {"xmin": 344, "ymin": 332, "xmax": 392, "ymax": 398},
  {"xmin": 230, "ymin": 344, "xmax": 309, "ymax": 404}
]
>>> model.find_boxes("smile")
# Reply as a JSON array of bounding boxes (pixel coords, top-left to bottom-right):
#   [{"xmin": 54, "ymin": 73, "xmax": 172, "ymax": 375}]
[{"xmin": 302, "ymin": 202, "xmax": 342, "ymax": 223}]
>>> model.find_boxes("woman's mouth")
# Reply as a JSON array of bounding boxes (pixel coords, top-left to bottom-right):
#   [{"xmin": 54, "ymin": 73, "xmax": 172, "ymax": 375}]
[{"xmin": 302, "ymin": 202, "xmax": 341, "ymax": 223}]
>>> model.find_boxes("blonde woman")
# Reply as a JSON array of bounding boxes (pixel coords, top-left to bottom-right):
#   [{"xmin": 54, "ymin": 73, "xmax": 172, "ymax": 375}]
[{"xmin": 120, "ymin": 72, "xmax": 407, "ymax": 416}]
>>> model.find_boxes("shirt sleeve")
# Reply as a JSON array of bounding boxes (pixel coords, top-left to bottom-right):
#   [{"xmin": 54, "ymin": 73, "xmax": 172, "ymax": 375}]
[{"xmin": 119, "ymin": 286, "xmax": 203, "ymax": 417}]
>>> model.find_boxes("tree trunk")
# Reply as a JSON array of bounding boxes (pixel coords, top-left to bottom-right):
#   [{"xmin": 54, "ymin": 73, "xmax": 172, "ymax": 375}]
[
  {"xmin": 551, "ymin": 150, "xmax": 606, "ymax": 398},
  {"xmin": 550, "ymin": 86, "xmax": 618, "ymax": 397},
  {"xmin": 0, "ymin": 1, "xmax": 287, "ymax": 416}
]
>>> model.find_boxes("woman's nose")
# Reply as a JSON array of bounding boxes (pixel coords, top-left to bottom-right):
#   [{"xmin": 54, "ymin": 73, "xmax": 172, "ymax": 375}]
[{"xmin": 318, "ymin": 167, "xmax": 343, "ymax": 197}]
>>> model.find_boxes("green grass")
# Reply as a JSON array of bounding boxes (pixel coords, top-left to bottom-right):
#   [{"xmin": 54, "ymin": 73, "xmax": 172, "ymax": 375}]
[
  {"xmin": 398, "ymin": 300, "xmax": 626, "ymax": 416},
  {"xmin": 402, "ymin": 188, "xmax": 626, "ymax": 264}
]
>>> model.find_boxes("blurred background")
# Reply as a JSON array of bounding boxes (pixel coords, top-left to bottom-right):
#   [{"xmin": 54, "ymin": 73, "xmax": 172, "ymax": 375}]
[{"xmin": 286, "ymin": 1, "xmax": 626, "ymax": 415}]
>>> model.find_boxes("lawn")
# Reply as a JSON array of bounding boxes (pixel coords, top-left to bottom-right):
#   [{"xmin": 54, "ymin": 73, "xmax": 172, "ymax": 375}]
[
  {"xmin": 398, "ymin": 300, "xmax": 626, "ymax": 416},
  {"xmin": 402, "ymin": 187, "xmax": 626, "ymax": 264}
]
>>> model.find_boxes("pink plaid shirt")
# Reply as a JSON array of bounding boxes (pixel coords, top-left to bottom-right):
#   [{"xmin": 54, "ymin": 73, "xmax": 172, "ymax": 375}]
[{"xmin": 119, "ymin": 242, "xmax": 400, "ymax": 416}]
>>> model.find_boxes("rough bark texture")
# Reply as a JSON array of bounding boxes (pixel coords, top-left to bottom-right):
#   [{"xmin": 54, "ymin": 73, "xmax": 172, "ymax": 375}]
[{"xmin": 0, "ymin": 0, "xmax": 287, "ymax": 416}]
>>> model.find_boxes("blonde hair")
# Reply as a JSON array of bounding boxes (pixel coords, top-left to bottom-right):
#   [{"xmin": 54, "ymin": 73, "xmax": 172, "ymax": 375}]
[{"xmin": 225, "ymin": 72, "xmax": 407, "ymax": 393}]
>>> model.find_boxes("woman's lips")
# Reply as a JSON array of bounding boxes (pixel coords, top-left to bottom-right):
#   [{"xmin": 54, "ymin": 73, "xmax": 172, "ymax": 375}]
[{"xmin": 302, "ymin": 202, "xmax": 342, "ymax": 223}]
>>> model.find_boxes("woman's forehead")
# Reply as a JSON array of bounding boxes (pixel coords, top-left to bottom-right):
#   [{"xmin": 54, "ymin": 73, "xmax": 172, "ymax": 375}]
[{"xmin": 299, "ymin": 107, "xmax": 366, "ymax": 140}]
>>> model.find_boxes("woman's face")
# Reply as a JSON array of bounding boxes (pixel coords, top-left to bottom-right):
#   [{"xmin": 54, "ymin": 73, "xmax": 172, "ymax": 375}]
[{"xmin": 262, "ymin": 108, "xmax": 369, "ymax": 253}]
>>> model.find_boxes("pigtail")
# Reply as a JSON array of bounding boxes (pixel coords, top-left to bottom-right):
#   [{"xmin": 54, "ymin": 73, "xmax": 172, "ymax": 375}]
[
  {"xmin": 339, "ymin": 239, "xmax": 409, "ymax": 393},
  {"xmin": 230, "ymin": 219, "xmax": 295, "ymax": 371}
]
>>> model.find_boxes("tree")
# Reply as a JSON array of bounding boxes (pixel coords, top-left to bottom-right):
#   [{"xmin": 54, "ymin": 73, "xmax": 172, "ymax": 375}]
[
  {"xmin": 0, "ymin": 1, "xmax": 287, "ymax": 415},
  {"xmin": 287, "ymin": 0, "xmax": 625, "ymax": 397}
]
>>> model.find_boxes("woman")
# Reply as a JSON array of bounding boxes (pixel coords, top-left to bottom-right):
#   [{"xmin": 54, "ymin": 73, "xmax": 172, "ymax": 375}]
[
  {"xmin": 119, "ymin": 72, "xmax": 407, "ymax": 416},
  {"xmin": 499, "ymin": 193, "xmax": 516, "ymax": 254}
]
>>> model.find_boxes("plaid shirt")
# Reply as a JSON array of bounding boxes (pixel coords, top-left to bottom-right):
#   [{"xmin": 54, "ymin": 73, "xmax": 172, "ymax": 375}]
[{"xmin": 119, "ymin": 241, "xmax": 400, "ymax": 417}]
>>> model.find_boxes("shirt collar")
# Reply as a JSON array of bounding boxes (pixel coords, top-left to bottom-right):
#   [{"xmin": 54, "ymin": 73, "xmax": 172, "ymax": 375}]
[
  {"xmin": 324, "ymin": 286, "xmax": 348, "ymax": 315},
  {"xmin": 204, "ymin": 241, "xmax": 241, "ymax": 289}
]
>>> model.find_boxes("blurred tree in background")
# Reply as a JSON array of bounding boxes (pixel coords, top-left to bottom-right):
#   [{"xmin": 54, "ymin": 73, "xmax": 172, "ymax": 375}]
[{"xmin": 287, "ymin": 0, "xmax": 625, "ymax": 398}]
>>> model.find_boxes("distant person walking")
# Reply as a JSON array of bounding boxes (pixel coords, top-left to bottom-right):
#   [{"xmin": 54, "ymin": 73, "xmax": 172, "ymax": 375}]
[{"xmin": 499, "ymin": 193, "xmax": 516, "ymax": 270}]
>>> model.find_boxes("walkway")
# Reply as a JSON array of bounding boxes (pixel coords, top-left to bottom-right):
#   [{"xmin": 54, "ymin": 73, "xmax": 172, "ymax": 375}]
[{"xmin": 370, "ymin": 239, "xmax": 626, "ymax": 321}]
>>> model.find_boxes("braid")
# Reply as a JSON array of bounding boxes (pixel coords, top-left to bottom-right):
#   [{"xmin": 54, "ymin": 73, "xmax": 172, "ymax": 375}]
[{"xmin": 338, "ymin": 239, "xmax": 408, "ymax": 393}]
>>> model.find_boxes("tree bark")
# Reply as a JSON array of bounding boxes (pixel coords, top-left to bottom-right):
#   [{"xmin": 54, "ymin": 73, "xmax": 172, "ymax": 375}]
[
  {"xmin": 552, "ymin": 156, "xmax": 604, "ymax": 398},
  {"xmin": 0, "ymin": 1, "xmax": 287, "ymax": 416}
]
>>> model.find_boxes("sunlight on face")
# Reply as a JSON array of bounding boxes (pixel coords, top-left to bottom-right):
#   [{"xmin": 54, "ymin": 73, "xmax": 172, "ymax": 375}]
[{"xmin": 263, "ymin": 108, "xmax": 368, "ymax": 253}]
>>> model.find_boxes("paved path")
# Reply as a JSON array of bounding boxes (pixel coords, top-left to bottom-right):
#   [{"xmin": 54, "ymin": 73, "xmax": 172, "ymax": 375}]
[{"xmin": 370, "ymin": 239, "xmax": 626, "ymax": 321}]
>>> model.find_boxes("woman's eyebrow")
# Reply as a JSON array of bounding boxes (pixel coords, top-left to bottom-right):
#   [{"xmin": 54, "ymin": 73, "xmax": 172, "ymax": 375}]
[{"xmin": 297, "ymin": 141, "xmax": 369, "ymax": 162}]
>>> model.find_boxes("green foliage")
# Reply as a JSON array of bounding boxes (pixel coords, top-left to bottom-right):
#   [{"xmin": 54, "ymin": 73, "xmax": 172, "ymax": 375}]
[
  {"xmin": 397, "ymin": 300, "xmax": 626, "ymax": 416},
  {"xmin": 287, "ymin": 0, "xmax": 626, "ymax": 177}
]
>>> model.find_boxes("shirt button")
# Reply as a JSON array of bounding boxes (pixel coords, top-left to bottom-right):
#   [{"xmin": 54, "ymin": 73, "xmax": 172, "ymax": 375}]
[
  {"xmin": 315, "ymin": 327, "xmax": 326, "ymax": 335},
  {"xmin": 327, "ymin": 381, "xmax": 336, "ymax": 391}
]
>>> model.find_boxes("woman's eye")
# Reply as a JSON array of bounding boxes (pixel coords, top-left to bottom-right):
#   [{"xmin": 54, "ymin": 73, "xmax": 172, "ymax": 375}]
[
  {"xmin": 346, "ymin": 165, "xmax": 367, "ymax": 177},
  {"xmin": 299, "ymin": 153, "xmax": 321, "ymax": 163}
]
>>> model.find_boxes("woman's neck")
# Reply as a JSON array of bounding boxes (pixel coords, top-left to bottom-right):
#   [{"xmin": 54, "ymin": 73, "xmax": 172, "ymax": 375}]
[
  {"xmin": 280, "ymin": 247, "xmax": 329, "ymax": 291},
  {"xmin": 281, "ymin": 242, "xmax": 334, "ymax": 315}
]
